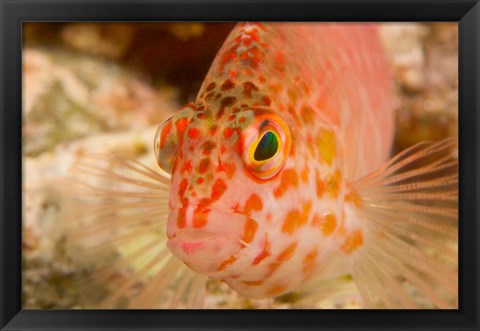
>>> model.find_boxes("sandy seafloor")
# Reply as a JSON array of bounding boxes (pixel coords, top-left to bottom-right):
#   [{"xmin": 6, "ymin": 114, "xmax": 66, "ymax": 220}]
[{"xmin": 22, "ymin": 23, "xmax": 458, "ymax": 309}]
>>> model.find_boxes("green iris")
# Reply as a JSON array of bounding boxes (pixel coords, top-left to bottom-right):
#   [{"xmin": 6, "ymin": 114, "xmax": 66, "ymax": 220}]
[{"xmin": 254, "ymin": 131, "xmax": 279, "ymax": 161}]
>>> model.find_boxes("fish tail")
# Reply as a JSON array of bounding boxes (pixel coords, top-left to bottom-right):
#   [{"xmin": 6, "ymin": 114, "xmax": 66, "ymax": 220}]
[
  {"xmin": 347, "ymin": 138, "xmax": 458, "ymax": 308},
  {"xmin": 60, "ymin": 154, "xmax": 206, "ymax": 308}
]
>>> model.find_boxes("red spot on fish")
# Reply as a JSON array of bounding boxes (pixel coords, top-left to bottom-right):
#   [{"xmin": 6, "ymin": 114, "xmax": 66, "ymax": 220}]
[
  {"xmin": 223, "ymin": 127, "xmax": 235, "ymax": 140},
  {"xmin": 228, "ymin": 69, "xmax": 237, "ymax": 79},
  {"xmin": 188, "ymin": 128, "xmax": 200, "ymax": 139},
  {"xmin": 193, "ymin": 206, "xmax": 210, "ymax": 228},
  {"xmin": 220, "ymin": 144, "xmax": 227, "ymax": 154},
  {"xmin": 175, "ymin": 118, "xmax": 189, "ymax": 135},
  {"xmin": 178, "ymin": 179, "xmax": 188, "ymax": 198},
  {"xmin": 177, "ymin": 207, "xmax": 186, "ymax": 228},
  {"xmin": 211, "ymin": 179, "xmax": 227, "ymax": 201},
  {"xmin": 159, "ymin": 120, "xmax": 172, "ymax": 149},
  {"xmin": 181, "ymin": 161, "xmax": 192, "ymax": 173}
]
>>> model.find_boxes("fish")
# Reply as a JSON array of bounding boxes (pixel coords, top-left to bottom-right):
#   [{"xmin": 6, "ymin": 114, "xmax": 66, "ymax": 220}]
[{"xmin": 64, "ymin": 22, "xmax": 458, "ymax": 309}]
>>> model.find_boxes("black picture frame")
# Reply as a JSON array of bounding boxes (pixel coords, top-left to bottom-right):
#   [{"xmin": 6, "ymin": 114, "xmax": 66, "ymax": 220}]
[{"xmin": 1, "ymin": 0, "xmax": 479, "ymax": 330}]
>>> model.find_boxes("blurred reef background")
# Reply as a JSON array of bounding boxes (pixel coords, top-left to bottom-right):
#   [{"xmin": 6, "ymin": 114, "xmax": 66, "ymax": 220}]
[{"xmin": 22, "ymin": 22, "xmax": 458, "ymax": 309}]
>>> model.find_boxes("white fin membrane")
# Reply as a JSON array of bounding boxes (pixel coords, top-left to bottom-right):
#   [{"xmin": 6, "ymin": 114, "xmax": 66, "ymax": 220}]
[
  {"xmin": 61, "ymin": 154, "xmax": 207, "ymax": 308},
  {"xmin": 349, "ymin": 138, "xmax": 458, "ymax": 309}
]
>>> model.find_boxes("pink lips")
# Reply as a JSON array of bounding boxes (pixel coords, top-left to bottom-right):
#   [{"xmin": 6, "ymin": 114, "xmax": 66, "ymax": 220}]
[{"xmin": 167, "ymin": 228, "xmax": 244, "ymax": 275}]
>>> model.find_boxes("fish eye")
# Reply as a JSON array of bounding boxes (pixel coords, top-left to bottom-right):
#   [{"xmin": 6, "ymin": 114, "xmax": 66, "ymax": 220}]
[
  {"xmin": 242, "ymin": 113, "xmax": 290, "ymax": 179},
  {"xmin": 253, "ymin": 131, "xmax": 279, "ymax": 161}
]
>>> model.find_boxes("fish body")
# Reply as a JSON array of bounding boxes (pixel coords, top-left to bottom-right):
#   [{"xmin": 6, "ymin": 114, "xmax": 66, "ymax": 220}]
[
  {"xmin": 155, "ymin": 22, "xmax": 456, "ymax": 304},
  {"xmin": 69, "ymin": 23, "xmax": 457, "ymax": 308}
]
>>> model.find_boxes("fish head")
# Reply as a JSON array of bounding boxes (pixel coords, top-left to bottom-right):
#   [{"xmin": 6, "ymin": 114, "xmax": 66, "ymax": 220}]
[{"xmin": 155, "ymin": 95, "xmax": 344, "ymax": 297}]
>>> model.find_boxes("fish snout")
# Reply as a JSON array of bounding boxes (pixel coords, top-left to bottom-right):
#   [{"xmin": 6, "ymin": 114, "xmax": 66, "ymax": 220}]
[{"xmin": 166, "ymin": 206, "xmax": 257, "ymax": 275}]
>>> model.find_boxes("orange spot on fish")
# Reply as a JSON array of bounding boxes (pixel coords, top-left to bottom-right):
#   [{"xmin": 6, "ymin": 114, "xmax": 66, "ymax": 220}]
[
  {"xmin": 301, "ymin": 167, "xmax": 309, "ymax": 183},
  {"xmin": 301, "ymin": 104, "xmax": 315, "ymax": 124},
  {"xmin": 277, "ymin": 242, "xmax": 298, "ymax": 262},
  {"xmin": 244, "ymin": 193, "xmax": 263, "ymax": 215},
  {"xmin": 253, "ymin": 239, "xmax": 271, "ymax": 265},
  {"xmin": 316, "ymin": 174, "xmax": 327, "ymax": 198},
  {"xmin": 243, "ymin": 217, "xmax": 258, "ymax": 243},
  {"xmin": 216, "ymin": 255, "xmax": 238, "ymax": 271},
  {"xmin": 192, "ymin": 206, "xmax": 210, "ymax": 228},
  {"xmin": 345, "ymin": 189, "xmax": 363, "ymax": 208},
  {"xmin": 302, "ymin": 248, "xmax": 318, "ymax": 274},
  {"xmin": 282, "ymin": 202, "xmax": 312, "ymax": 234},
  {"xmin": 341, "ymin": 230, "xmax": 364, "ymax": 255},
  {"xmin": 312, "ymin": 213, "xmax": 337, "ymax": 236},
  {"xmin": 274, "ymin": 169, "xmax": 299, "ymax": 198},
  {"xmin": 225, "ymin": 162, "xmax": 236, "ymax": 179},
  {"xmin": 211, "ymin": 179, "xmax": 227, "ymax": 201},
  {"xmin": 317, "ymin": 128, "xmax": 336, "ymax": 164},
  {"xmin": 266, "ymin": 242, "xmax": 298, "ymax": 277},
  {"xmin": 326, "ymin": 170, "xmax": 342, "ymax": 198}
]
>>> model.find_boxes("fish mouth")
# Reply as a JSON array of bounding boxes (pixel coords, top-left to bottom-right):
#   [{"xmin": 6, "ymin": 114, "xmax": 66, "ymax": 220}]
[
  {"xmin": 167, "ymin": 229, "xmax": 245, "ymax": 275},
  {"xmin": 166, "ymin": 206, "xmax": 259, "ymax": 275}
]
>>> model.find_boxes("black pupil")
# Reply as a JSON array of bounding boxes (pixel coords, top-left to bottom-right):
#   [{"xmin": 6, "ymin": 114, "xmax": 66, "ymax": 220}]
[{"xmin": 254, "ymin": 131, "xmax": 279, "ymax": 161}]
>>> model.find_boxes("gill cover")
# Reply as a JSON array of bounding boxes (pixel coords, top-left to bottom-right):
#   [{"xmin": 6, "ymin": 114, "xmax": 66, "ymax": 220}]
[{"xmin": 154, "ymin": 106, "xmax": 195, "ymax": 174}]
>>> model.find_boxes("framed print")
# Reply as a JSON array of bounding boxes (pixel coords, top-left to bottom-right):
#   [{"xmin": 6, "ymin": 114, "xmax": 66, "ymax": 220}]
[{"xmin": 1, "ymin": 0, "xmax": 479, "ymax": 330}]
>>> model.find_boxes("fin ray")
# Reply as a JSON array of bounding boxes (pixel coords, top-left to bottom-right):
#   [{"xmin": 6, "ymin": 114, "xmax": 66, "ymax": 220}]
[{"xmin": 349, "ymin": 139, "xmax": 458, "ymax": 309}]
